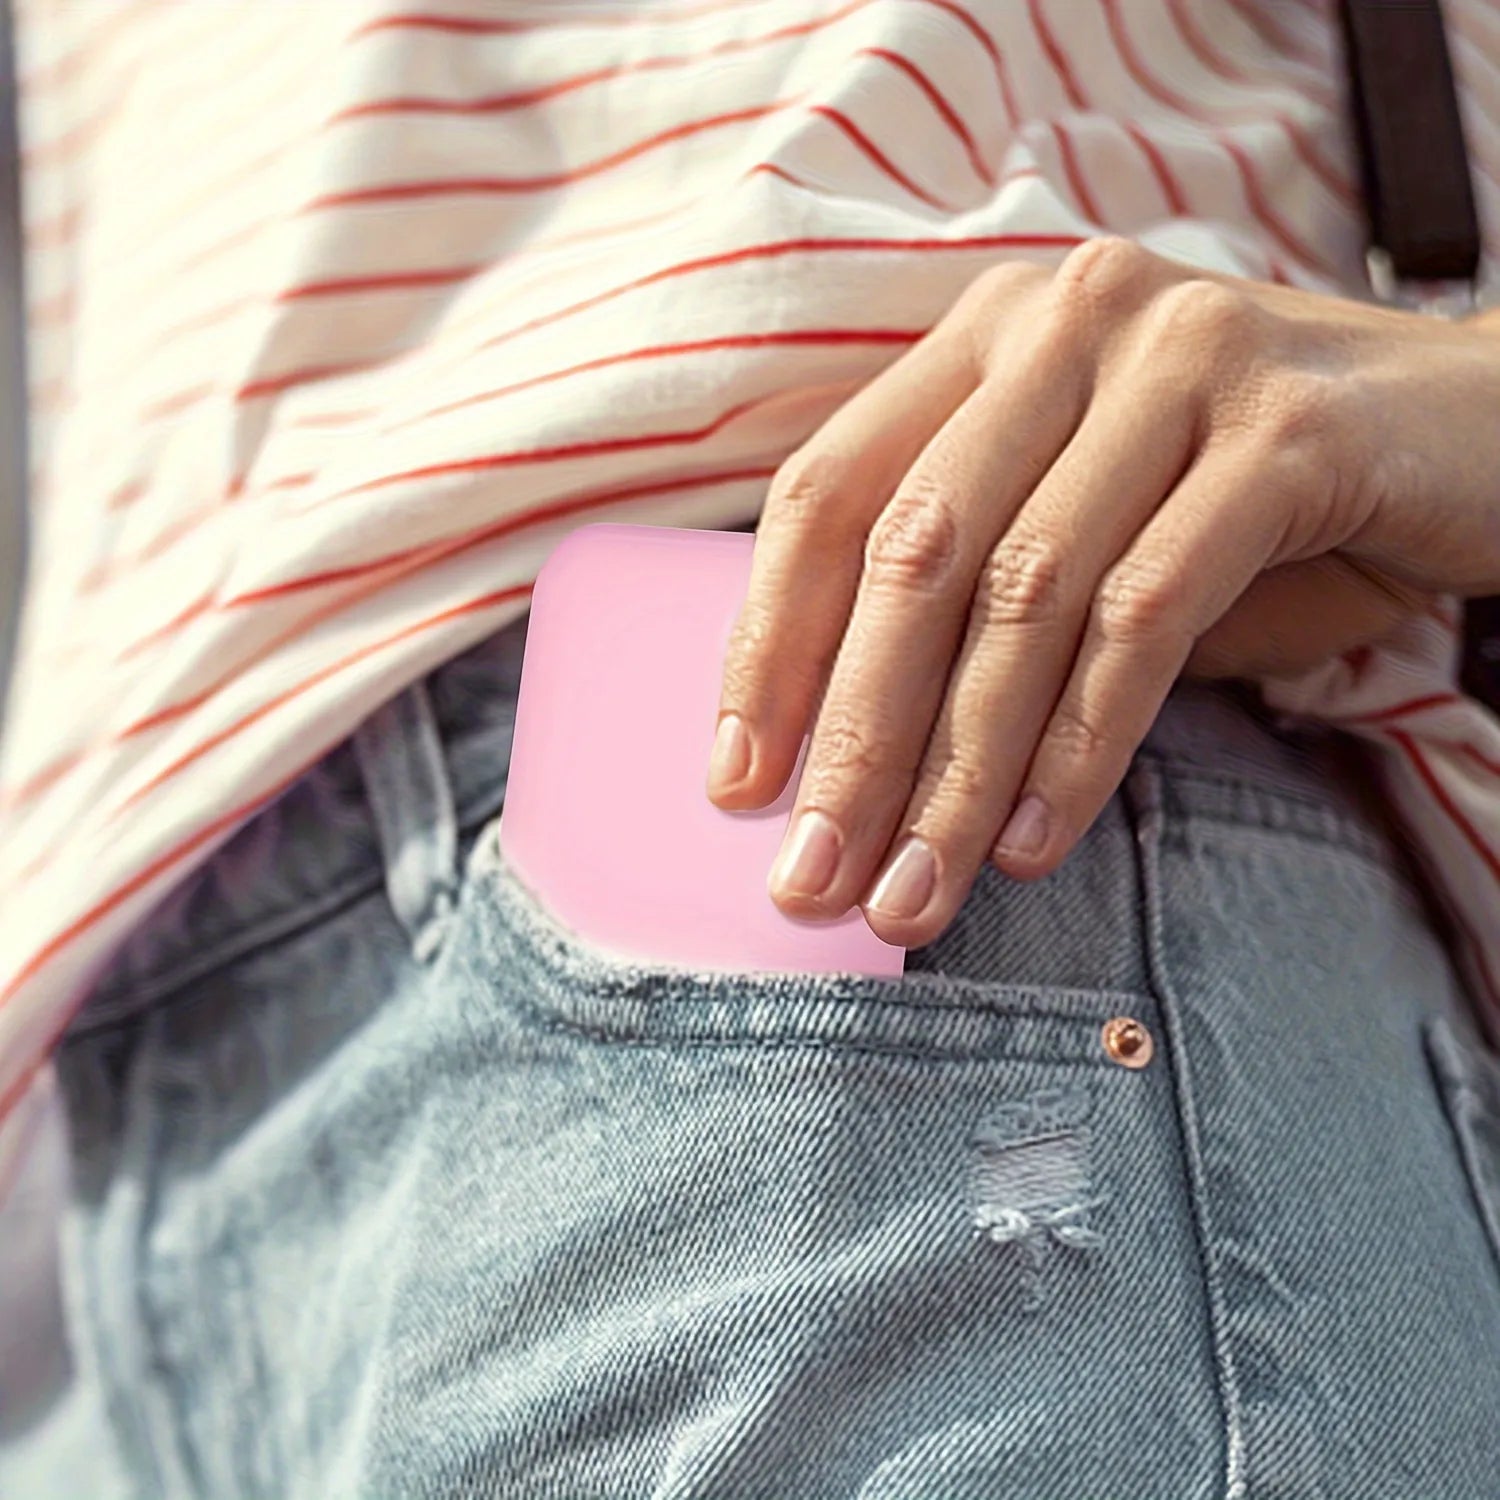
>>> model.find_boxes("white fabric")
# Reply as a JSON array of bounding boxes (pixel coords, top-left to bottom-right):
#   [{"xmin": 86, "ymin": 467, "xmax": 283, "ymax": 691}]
[{"xmin": 2, "ymin": 0, "xmax": 1499, "ymax": 1154}]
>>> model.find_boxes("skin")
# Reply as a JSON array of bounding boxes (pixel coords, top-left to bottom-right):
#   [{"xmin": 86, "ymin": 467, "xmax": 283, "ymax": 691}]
[{"xmin": 705, "ymin": 238, "xmax": 1500, "ymax": 950}]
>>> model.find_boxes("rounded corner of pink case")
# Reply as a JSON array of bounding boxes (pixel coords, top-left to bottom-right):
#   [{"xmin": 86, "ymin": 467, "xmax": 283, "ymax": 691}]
[{"xmin": 502, "ymin": 523, "xmax": 904, "ymax": 980}]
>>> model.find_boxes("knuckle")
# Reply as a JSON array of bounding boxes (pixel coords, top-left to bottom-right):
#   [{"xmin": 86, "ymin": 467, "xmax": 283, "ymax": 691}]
[
  {"xmin": 809, "ymin": 711, "xmax": 890, "ymax": 784},
  {"xmin": 919, "ymin": 745, "xmax": 991, "ymax": 810},
  {"xmin": 1145, "ymin": 279, "xmax": 1253, "ymax": 356},
  {"xmin": 973, "ymin": 532, "xmax": 1068, "ymax": 628},
  {"xmin": 1093, "ymin": 556, "xmax": 1183, "ymax": 643},
  {"xmin": 1054, "ymin": 236, "xmax": 1154, "ymax": 318},
  {"xmin": 721, "ymin": 605, "xmax": 774, "ymax": 683},
  {"xmin": 960, "ymin": 258, "xmax": 1049, "ymax": 366},
  {"xmin": 721, "ymin": 605, "xmax": 803, "ymax": 700},
  {"xmin": 765, "ymin": 446, "xmax": 844, "ymax": 531},
  {"xmin": 1045, "ymin": 695, "xmax": 1112, "ymax": 761},
  {"xmin": 864, "ymin": 489, "xmax": 962, "ymax": 591},
  {"xmin": 969, "ymin": 257, "xmax": 1044, "ymax": 313}
]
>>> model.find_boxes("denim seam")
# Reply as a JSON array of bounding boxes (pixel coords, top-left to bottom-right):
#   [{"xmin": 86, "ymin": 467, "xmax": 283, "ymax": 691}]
[
  {"xmin": 73, "ymin": 795, "xmax": 511, "ymax": 1038},
  {"xmin": 452, "ymin": 864, "xmax": 1145, "ymax": 1064},
  {"xmin": 1133, "ymin": 752, "xmax": 1390, "ymax": 858},
  {"xmin": 475, "ymin": 834, "xmax": 1152, "ymax": 1018},
  {"xmin": 1155, "ymin": 818, "xmax": 1402, "ymax": 882},
  {"xmin": 453, "ymin": 938, "xmax": 1121, "ymax": 1065},
  {"xmin": 1124, "ymin": 755, "xmax": 1249, "ymax": 1500}
]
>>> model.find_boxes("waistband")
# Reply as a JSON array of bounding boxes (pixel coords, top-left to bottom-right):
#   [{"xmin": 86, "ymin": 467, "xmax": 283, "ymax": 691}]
[{"xmin": 76, "ymin": 611, "xmax": 1419, "ymax": 1035}]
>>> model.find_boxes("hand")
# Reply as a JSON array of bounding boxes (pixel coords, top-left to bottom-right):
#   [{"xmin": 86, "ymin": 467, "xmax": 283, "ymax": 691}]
[{"xmin": 705, "ymin": 237, "xmax": 1500, "ymax": 949}]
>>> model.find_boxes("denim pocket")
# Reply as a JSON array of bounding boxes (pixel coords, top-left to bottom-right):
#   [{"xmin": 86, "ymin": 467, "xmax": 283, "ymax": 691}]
[
  {"xmin": 1425, "ymin": 1015, "xmax": 1500, "ymax": 1276},
  {"xmin": 460, "ymin": 820, "xmax": 1155, "ymax": 1068}
]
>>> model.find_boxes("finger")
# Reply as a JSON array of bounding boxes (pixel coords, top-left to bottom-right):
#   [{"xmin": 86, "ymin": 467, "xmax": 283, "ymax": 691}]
[
  {"xmin": 989, "ymin": 440, "xmax": 1300, "ymax": 882},
  {"xmin": 766, "ymin": 329, "xmax": 1092, "ymax": 921},
  {"xmin": 706, "ymin": 319, "xmax": 980, "ymax": 813},
  {"xmin": 855, "ymin": 369, "xmax": 1197, "ymax": 945},
  {"xmin": 1184, "ymin": 554, "xmax": 1435, "ymax": 680}
]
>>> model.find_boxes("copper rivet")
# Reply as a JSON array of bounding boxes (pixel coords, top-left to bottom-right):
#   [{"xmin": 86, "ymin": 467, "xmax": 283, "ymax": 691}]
[{"xmin": 1102, "ymin": 1016, "xmax": 1153, "ymax": 1069}]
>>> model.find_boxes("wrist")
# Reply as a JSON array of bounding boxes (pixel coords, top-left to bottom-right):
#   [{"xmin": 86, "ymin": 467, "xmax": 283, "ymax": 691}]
[{"xmin": 1470, "ymin": 303, "xmax": 1500, "ymax": 341}]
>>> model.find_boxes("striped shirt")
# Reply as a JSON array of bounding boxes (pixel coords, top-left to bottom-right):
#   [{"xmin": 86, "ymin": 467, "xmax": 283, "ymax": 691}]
[{"xmin": 3, "ymin": 0, "xmax": 1500, "ymax": 1175}]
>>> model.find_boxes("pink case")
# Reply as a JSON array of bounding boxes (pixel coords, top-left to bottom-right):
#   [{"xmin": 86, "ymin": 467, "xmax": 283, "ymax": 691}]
[{"xmin": 498, "ymin": 524, "xmax": 905, "ymax": 978}]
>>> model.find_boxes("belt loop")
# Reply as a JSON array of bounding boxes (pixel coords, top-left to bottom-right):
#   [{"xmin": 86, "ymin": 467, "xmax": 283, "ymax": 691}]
[{"xmin": 351, "ymin": 679, "xmax": 459, "ymax": 962}]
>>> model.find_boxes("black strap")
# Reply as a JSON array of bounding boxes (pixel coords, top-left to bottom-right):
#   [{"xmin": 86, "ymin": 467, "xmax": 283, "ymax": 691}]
[
  {"xmin": 1339, "ymin": 0, "xmax": 1498, "ymax": 714},
  {"xmin": 1339, "ymin": 0, "xmax": 1482, "ymax": 282},
  {"xmin": 0, "ymin": 1, "xmax": 26, "ymax": 742}
]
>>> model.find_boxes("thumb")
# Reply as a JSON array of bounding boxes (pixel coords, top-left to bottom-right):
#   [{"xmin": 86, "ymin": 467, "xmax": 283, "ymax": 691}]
[{"xmin": 1183, "ymin": 555, "xmax": 1436, "ymax": 682}]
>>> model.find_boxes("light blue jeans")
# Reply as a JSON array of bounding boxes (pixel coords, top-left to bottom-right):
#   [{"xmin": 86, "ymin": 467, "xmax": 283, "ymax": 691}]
[{"xmin": 6, "ymin": 611, "xmax": 1500, "ymax": 1499}]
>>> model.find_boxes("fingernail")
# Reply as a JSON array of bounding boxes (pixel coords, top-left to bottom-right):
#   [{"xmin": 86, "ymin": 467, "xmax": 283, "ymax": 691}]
[
  {"xmin": 707, "ymin": 713, "xmax": 751, "ymax": 795},
  {"xmin": 866, "ymin": 836, "xmax": 937, "ymax": 920},
  {"xmin": 773, "ymin": 810, "xmax": 842, "ymax": 898},
  {"xmin": 996, "ymin": 794, "xmax": 1049, "ymax": 858}
]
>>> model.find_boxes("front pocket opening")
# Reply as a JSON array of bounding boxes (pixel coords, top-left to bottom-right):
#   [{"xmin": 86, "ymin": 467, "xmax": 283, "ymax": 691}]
[{"xmin": 462, "ymin": 832, "xmax": 1157, "ymax": 1066}]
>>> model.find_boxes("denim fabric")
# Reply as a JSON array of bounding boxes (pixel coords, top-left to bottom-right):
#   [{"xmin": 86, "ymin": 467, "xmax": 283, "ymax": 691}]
[{"xmin": 5, "ymin": 613, "xmax": 1500, "ymax": 1499}]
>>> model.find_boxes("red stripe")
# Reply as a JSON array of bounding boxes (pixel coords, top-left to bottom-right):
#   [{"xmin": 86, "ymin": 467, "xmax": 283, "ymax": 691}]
[
  {"xmin": 276, "ymin": 265, "xmax": 484, "ymax": 302},
  {"xmin": 807, "ymin": 105, "xmax": 951, "ymax": 210},
  {"xmin": 135, "ymin": 295, "xmax": 257, "ymax": 356},
  {"xmin": 320, "ymin": 392, "xmax": 795, "ymax": 507},
  {"xmin": 354, "ymin": 0, "xmax": 775, "ymax": 39},
  {"xmin": 1122, "ymin": 122, "xmax": 1189, "ymax": 217},
  {"xmin": 21, "ymin": 104, "xmax": 116, "ymax": 169},
  {"xmin": 1388, "ymin": 728, "xmax": 1500, "ymax": 886},
  {"xmin": 1219, "ymin": 136, "xmax": 1336, "ymax": 276},
  {"xmin": 303, "ymin": 102, "xmax": 789, "ymax": 210},
  {"xmin": 226, "ymin": 466, "xmax": 779, "ymax": 605},
  {"xmin": 144, "ymin": 234, "xmax": 1084, "ymax": 442},
  {"xmin": 263, "ymin": 472, "xmax": 317, "ymax": 494},
  {"xmin": 409, "ymin": 328, "xmax": 921, "ymax": 427},
  {"xmin": 1341, "ymin": 691, "xmax": 1466, "ymax": 725},
  {"xmin": 1223, "ymin": 0, "xmax": 1322, "ymax": 70},
  {"xmin": 113, "ymin": 585, "xmax": 535, "ymax": 812},
  {"xmin": 45, "ymin": 2, "xmax": 1009, "ymax": 372},
  {"xmin": 1164, "ymin": 0, "xmax": 1336, "ymax": 107},
  {"xmin": 27, "ymin": 290, "xmax": 76, "ymax": 329},
  {"xmin": 0, "ymin": 750, "xmax": 88, "ymax": 813},
  {"xmin": 857, "ymin": 47, "xmax": 996, "ymax": 186},
  {"xmin": 141, "ymin": 202, "xmax": 692, "ymax": 378},
  {"xmin": 747, "ymin": 162, "xmax": 814, "ymax": 191},
  {"xmin": 1359, "ymin": 727, "xmax": 1500, "ymax": 1021},
  {"xmin": 0, "ymin": 582, "xmax": 532, "ymax": 1071},
  {"xmin": 1100, "ymin": 0, "xmax": 1231, "ymax": 118},
  {"xmin": 236, "ymin": 359, "xmax": 385, "ymax": 403},
  {"xmin": 105, "ymin": 480, "xmax": 147, "ymax": 512},
  {"xmin": 118, "ymin": 590, "xmax": 220, "ymax": 662},
  {"xmin": 60, "ymin": 0, "xmax": 988, "ymax": 317},
  {"xmin": 10, "ymin": 468, "xmax": 777, "ymax": 812},
  {"xmin": 1279, "ymin": 125, "xmax": 1359, "ymax": 211},
  {"xmin": 18, "ymin": 0, "xmax": 154, "ymax": 93},
  {"xmin": 140, "ymin": 382, "xmax": 215, "ymax": 423},
  {"xmin": 336, "ymin": 0, "xmax": 875, "ymax": 124},
  {"xmin": 1051, "ymin": 122, "xmax": 1104, "ymax": 223},
  {"xmin": 308, "ymin": 94, "xmax": 951, "ymax": 215},
  {"xmin": 80, "ymin": 495, "xmax": 233, "ymax": 594},
  {"xmin": 1166, "ymin": 0, "xmax": 1255, "ymax": 84},
  {"xmin": 85, "ymin": 234, "xmax": 1081, "ymax": 573},
  {"xmin": 175, "ymin": 217, "xmax": 275, "ymax": 279},
  {"xmin": 1026, "ymin": 0, "xmax": 1089, "ymax": 111},
  {"xmin": 912, "ymin": 0, "xmax": 1020, "ymax": 128},
  {"xmin": 1374, "ymin": 738, "xmax": 1500, "ymax": 1020},
  {"xmin": 1458, "ymin": 742, "xmax": 1500, "ymax": 778},
  {"xmin": 475, "ymin": 233, "xmax": 1081, "ymax": 357},
  {"xmin": 23, "ymin": 205, "xmax": 83, "ymax": 251},
  {"xmin": 1107, "ymin": 0, "xmax": 1355, "ymax": 211}
]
